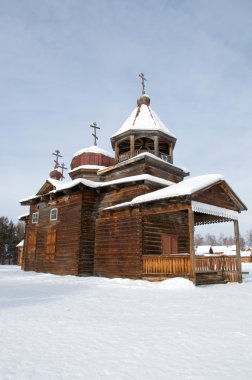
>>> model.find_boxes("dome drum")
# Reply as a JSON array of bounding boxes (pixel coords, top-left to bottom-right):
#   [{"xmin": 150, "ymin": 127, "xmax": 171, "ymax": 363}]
[
  {"xmin": 71, "ymin": 152, "xmax": 115, "ymax": 170},
  {"xmin": 112, "ymin": 130, "xmax": 176, "ymax": 164}
]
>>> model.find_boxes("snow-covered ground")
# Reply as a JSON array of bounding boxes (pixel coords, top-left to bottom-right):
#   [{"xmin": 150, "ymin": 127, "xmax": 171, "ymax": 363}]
[{"xmin": 1, "ymin": 265, "xmax": 252, "ymax": 380}]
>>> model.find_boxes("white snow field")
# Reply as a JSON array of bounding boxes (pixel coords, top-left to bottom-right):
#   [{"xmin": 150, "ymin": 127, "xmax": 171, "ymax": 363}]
[{"xmin": 1, "ymin": 265, "xmax": 252, "ymax": 380}]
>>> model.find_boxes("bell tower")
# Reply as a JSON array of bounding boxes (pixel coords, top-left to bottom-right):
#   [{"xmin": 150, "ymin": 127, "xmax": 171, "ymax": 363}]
[{"xmin": 111, "ymin": 74, "xmax": 177, "ymax": 164}]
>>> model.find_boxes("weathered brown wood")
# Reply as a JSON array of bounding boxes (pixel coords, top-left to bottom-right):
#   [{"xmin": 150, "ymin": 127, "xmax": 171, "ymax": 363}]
[
  {"xmin": 99, "ymin": 154, "xmax": 188, "ymax": 183},
  {"xmin": 188, "ymin": 209, "xmax": 196, "ymax": 283},
  {"xmin": 23, "ymin": 193, "xmax": 82, "ymax": 275},
  {"xmin": 193, "ymin": 183, "xmax": 241, "ymax": 212},
  {"xmin": 130, "ymin": 135, "xmax": 135, "ymax": 158},
  {"xmin": 234, "ymin": 220, "xmax": 242, "ymax": 283},
  {"xmin": 196, "ymin": 256, "xmax": 237, "ymax": 273},
  {"xmin": 143, "ymin": 255, "xmax": 191, "ymax": 276},
  {"xmin": 94, "ymin": 208, "xmax": 143, "ymax": 278}
]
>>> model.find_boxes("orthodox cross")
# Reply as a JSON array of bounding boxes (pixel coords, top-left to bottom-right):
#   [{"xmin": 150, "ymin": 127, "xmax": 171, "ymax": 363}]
[
  {"xmin": 52, "ymin": 149, "xmax": 62, "ymax": 168},
  {"xmin": 90, "ymin": 122, "xmax": 100, "ymax": 146},
  {"xmin": 58, "ymin": 162, "xmax": 68, "ymax": 181},
  {"xmin": 139, "ymin": 72, "xmax": 147, "ymax": 94}
]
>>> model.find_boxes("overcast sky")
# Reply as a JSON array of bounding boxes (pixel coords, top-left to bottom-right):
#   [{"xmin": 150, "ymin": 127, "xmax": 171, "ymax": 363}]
[{"xmin": 1, "ymin": 0, "xmax": 251, "ymax": 237}]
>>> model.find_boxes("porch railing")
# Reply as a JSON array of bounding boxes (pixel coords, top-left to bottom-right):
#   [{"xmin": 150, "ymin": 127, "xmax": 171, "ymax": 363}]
[
  {"xmin": 195, "ymin": 256, "xmax": 237, "ymax": 273},
  {"xmin": 143, "ymin": 255, "xmax": 191, "ymax": 275},
  {"xmin": 143, "ymin": 255, "xmax": 237, "ymax": 275}
]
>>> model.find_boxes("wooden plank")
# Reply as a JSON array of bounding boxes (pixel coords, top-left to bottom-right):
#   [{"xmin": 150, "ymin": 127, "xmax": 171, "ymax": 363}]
[
  {"xmin": 188, "ymin": 209, "xmax": 196, "ymax": 282},
  {"xmin": 234, "ymin": 220, "xmax": 242, "ymax": 283}
]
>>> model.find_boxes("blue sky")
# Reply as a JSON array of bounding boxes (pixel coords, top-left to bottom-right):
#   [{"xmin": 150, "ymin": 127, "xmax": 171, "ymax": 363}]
[{"xmin": 0, "ymin": 0, "xmax": 252, "ymax": 236}]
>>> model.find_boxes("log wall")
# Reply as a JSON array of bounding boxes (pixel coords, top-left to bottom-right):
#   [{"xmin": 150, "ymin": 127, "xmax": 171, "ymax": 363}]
[
  {"xmin": 78, "ymin": 189, "xmax": 98, "ymax": 275},
  {"xmin": 98, "ymin": 183, "xmax": 158, "ymax": 210},
  {"xmin": 94, "ymin": 208, "xmax": 143, "ymax": 278},
  {"xmin": 143, "ymin": 211, "xmax": 190, "ymax": 256},
  {"xmin": 23, "ymin": 193, "xmax": 82, "ymax": 275},
  {"xmin": 102, "ymin": 157, "xmax": 185, "ymax": 184}
]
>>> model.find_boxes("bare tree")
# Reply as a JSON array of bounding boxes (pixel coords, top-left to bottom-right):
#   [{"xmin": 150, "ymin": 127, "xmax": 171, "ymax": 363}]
[{"xmin": 194, "ymin": 234, "xmax": 204, "ymax": 246}]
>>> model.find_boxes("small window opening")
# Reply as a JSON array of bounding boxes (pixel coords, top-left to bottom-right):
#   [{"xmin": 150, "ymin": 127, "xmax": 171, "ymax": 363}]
[
  {"xmin": 32, "ymin": 212, "xmax": 39, "ymax": 224},
  {"xmin": 50, "ymin": 208, "xmax": 58, "ymax": 221}
]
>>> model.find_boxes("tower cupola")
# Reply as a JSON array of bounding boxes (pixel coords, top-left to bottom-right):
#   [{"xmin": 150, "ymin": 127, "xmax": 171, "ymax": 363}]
[{"xmin": 111, "ymin": 73, "xmax": 177, "ymax": 164}]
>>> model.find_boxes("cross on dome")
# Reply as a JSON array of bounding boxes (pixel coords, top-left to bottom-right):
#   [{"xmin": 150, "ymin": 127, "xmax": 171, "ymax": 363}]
[
  {"xmin": 58, "ymin": 162, "xmax": 68, "ymax": 180},
  {"xmin": 139, "ymin": 72, "xmax": 147, "ymax": 94},
  {"xmin": 90, "ymin": 122, "xmax": 100, "ymax": 146},
  {"xmin": 52, "ymin": 149, "xmax": 62, "ymax": 168}
]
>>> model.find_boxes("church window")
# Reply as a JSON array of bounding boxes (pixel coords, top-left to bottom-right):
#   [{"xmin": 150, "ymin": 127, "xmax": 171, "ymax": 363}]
[
  {"xmin": 50, "ymin": 208, "xmax": 58, "ymax": 221},
  {"xmin": 32, "ymin": 212, "xmax": 39, "ymax": 224},
  {"xmin": 162, "ymin": 234, "xmax": 178, "ymax": 255}
]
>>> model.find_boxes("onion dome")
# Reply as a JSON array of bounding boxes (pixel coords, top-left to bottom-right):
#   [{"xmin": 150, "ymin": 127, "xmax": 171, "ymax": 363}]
[
  {"xmin": 49, "ymin": 165, "xmax": 62, "ymax": 181},
  {"xmin": 71, "ymin": 145, "xmax": 115, "ymax": 169},
  {"xmin": 137, "ymin": 93, "xmax": 150, "ymax": 106},
  {"xmin": 69, "ymin": 145, "xmax": 115, "ymax": 180}
]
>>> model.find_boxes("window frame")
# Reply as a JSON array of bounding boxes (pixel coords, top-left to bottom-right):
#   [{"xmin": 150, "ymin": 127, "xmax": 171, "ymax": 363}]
[
  {"xmin": 32, "ymin": 212, "xmax": 39, "ymax": 224},
  {"xmin": 50, "ymin": 208, "xmax": 58, "ymax": 221}
]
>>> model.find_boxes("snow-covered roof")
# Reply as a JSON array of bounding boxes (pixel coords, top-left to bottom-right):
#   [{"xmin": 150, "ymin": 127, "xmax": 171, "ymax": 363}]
[
  {"xmin": 106, "ymin": 174, "xmax": 234, "ymax": 218},
  {"xmin": 195, "ymin": 245, "xmax": 212, "ymax": 255},
  {"xmin": 18, "ymin": 213, "xmax": 29, "ymax": 220},
  {"xmin": 73, "ymin": 145, "xmax": 114, "ymax": 159},
  {"xmin": 20, "ymin": 174, "xmax": 174, "ymax": 203},
  {"xmin": 50, "ymin": 174, "xmax": 174, "ymax": 193},
  {"xmin": 195, "ymin": 245, "xmax": 236, "ymax": 255},
  {"xmin": 68, "ymin": 165, "xmax": 107, "ymax": 174},
  {"xmin": 212, "ymin": 245, "xmax": 236, "ymax": 253},
  {"xmin": 112, "ymin": 104, "xmax": 176, "ymax": 138},
  {"xmin": 99, "ymin": 152, "xmax": 189, "ymax": 175},
  {"xmin": 195, "ymin": 245, "xmax": 251, "ymax": 257},
  {"xmin": 16, "ymin": 240, "xmax": 24, "ymax": 248},
  {"xmin": 47, "ymin": 178, "xmax": 62, "ymax": 189},
  {"xmin": 130, "ymin": 174, "xmax": 225, "ymax": 205}
]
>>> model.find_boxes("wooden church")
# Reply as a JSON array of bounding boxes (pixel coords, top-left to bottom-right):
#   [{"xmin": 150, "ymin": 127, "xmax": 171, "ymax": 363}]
[{"xmin": 20, "ymin": 75, "xmax": 247, "ymax": 285}]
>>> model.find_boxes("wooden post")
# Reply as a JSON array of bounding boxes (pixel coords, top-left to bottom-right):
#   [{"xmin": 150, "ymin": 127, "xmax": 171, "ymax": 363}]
[
  {"xmin": 115, "ymin": 142, "xmax": 119, "ymax": 162},
  {"xmin": 188, "ymin": 209, "xmax": 196, "ymax": 283},
  {"xmin": 234, "ymin": 220, "xmax": 242, "ymax": 283},
  {"xmin": 130, "ymin": 135, "xmax": 135, "ymax": 158},
  {"xmin": 169, "ymin": 144, "xmax": 173, "ymax": 163},
  {"xmin": 154, "ymin": 136, "xmax": 159, "ymax": 157}
]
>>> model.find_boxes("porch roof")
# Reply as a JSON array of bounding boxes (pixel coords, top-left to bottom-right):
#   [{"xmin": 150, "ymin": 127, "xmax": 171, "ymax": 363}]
[{"xmin": 104, "ymin": 174, "xmax": 247, "ymax": 217}]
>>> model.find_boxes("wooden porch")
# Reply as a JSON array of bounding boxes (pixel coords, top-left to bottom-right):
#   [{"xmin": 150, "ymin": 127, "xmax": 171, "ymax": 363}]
[{"xmin": 142, "ymin": 255, "xmax": 239, "ymax": 284}]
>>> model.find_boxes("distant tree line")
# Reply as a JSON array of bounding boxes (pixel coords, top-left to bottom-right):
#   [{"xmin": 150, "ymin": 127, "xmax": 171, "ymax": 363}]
[
  {"xmin": 195, "ymin": 229, "xmax": 252, "ymax": 251},
  {"xmin": 0, "ymin": 217, "xmax": 25, "ymax": 265}
]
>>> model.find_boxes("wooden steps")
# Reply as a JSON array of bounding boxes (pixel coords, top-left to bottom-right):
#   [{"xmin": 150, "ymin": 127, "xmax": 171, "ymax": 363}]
[{"xmin": 196, "ymin": 271, "xmax": 228, "ymax": 286}]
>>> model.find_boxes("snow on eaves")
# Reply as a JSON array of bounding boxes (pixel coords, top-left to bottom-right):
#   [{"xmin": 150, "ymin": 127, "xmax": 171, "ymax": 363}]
[
  {"xmin": 73, "ymin": 145, "xmax": 114, "ymax": 159},
  {"xmin": 47, "ymin": 178, "xmax": 63, "ymax": 189},
  {"xmin": 49, "ymin": 174, "xmax": 174, "ymax": 193},
  {"xmin": 18, "ymin": 213, "xmax": 29, "ymax": 220},
  {"xmin": 131, "ymin": 174, "xmax": 225, "ymax": 204},
  {"xmin": 101, "ymin": 151, "xmax": 188, "ymax": 174},
  {"xmin": 16, "ymin": 240, "xmax": 24, "ymax": 247},
  {"xmin": 104, "ymin": 174, "xmax": 225, "ymax": 210},
  {"xmin": 112, "ymin": 104, "xmax": 176, "ymax": 138},
  {"xmin": 68, "ymin": 165, "xmax": 107, "ymax": 174},
  {"xmin": 20, "ymin": 175, "xmax": 175, "ymax": 202}
]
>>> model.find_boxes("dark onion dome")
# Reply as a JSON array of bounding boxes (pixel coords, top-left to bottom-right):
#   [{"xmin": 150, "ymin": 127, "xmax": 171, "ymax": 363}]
[
  {"xmin": 71, "ymin": 145, "xmax": 115, "ymax": 170},
  {"xmin": 137, "ymin": 93, "xmax": 150, "ymax": 106},
  {"xmin": 49, "ymin": 166, "xmax": 62, "ymax": 180}
]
